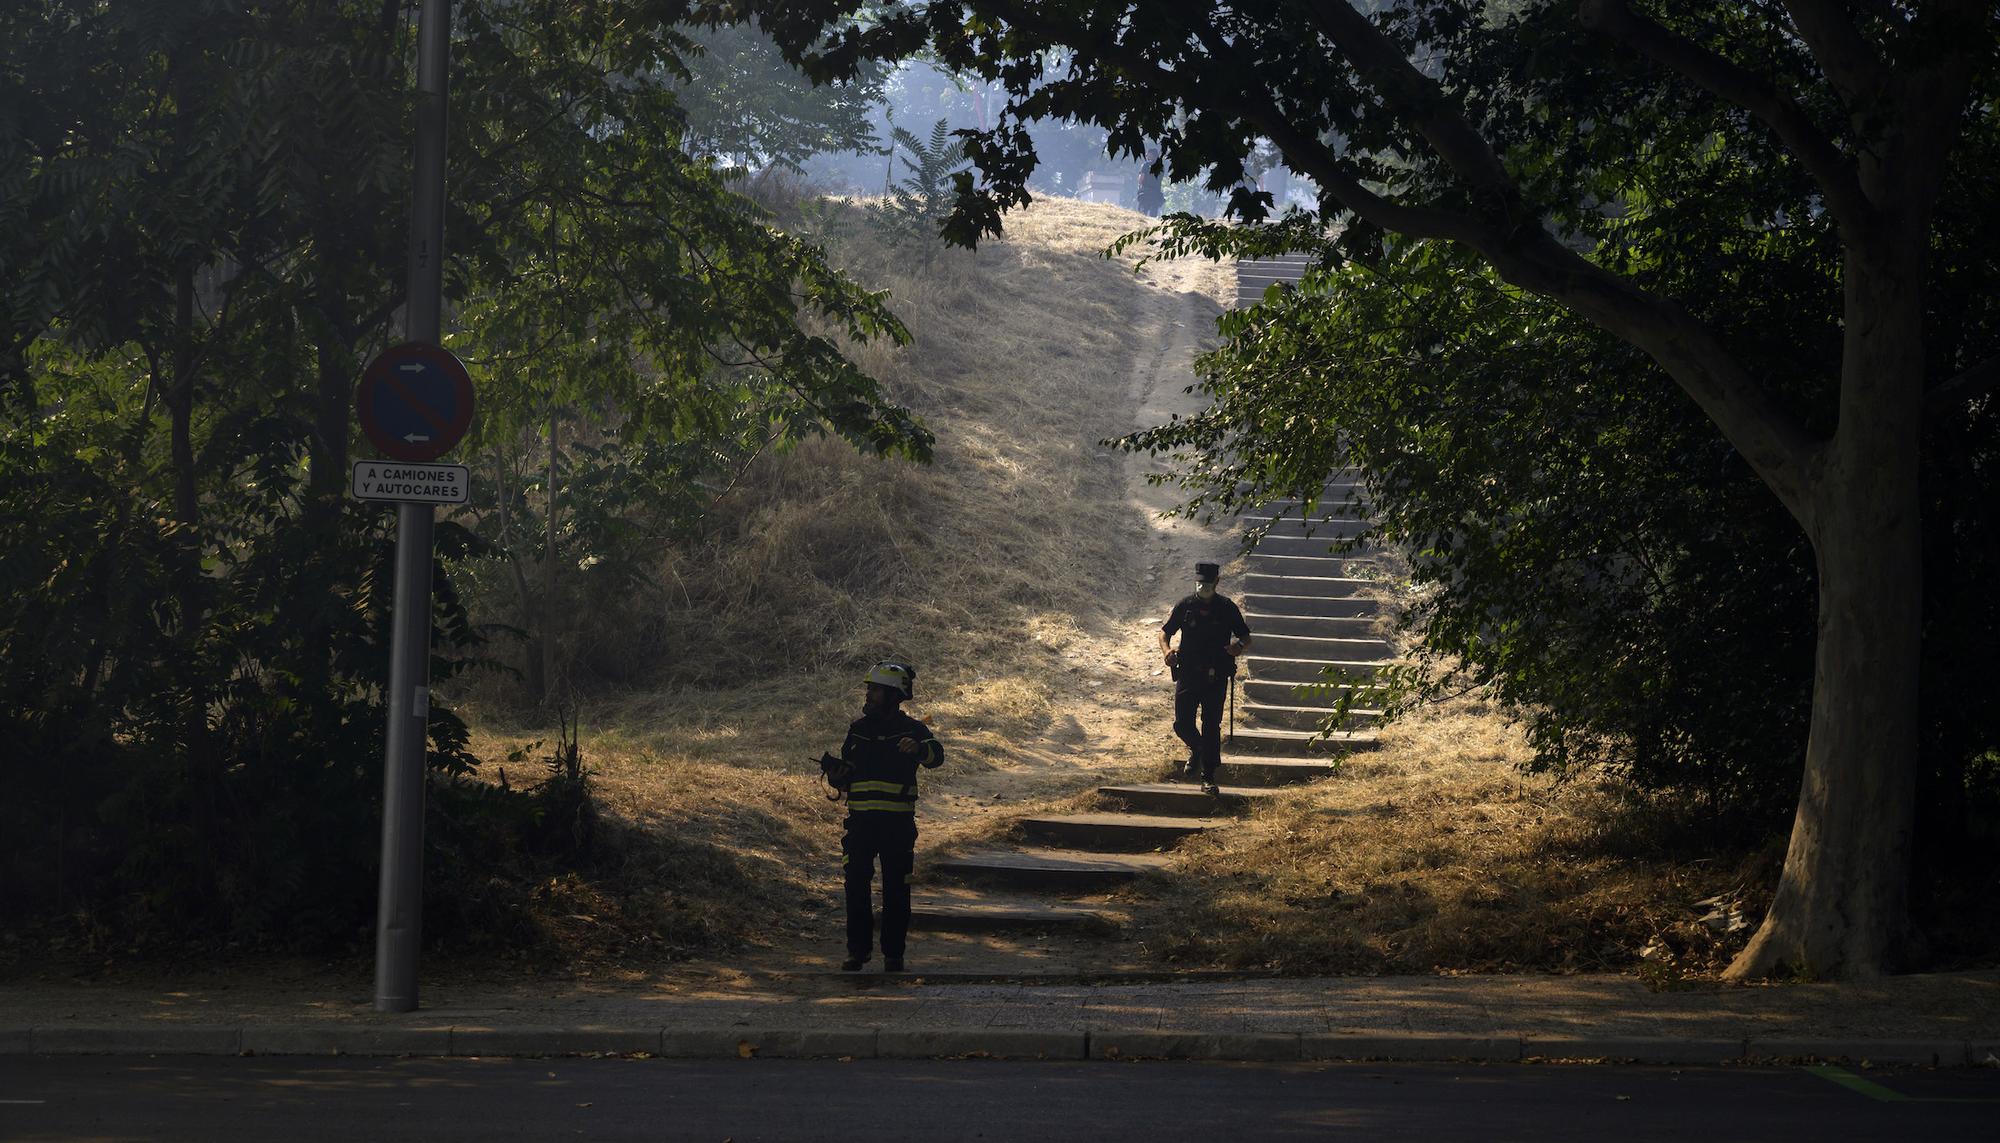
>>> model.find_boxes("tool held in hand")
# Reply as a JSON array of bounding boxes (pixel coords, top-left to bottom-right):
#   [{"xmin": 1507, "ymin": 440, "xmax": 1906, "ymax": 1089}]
[{"xmin": 814, "ymin": 751, "xmax": 853, "ymax": 801}]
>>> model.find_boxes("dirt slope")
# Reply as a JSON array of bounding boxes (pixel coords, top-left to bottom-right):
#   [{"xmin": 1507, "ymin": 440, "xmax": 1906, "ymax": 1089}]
[
  {"xmin": 451, "ymin": 196, "xmax": 1780, "ymax": 985},
  {"xmin": 458, "ymin": 198, "xmax": 1263, "ymax": 974}
]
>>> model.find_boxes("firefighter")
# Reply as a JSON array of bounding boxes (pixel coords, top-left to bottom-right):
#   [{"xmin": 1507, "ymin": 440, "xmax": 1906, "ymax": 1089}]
[
  {"xmin": 1158, "ymin": 562, "xmax": 1252, "ymax": 795},
  {"xmin": 834, "ymin": 660, "xmax": 943, "ymax": 973}
]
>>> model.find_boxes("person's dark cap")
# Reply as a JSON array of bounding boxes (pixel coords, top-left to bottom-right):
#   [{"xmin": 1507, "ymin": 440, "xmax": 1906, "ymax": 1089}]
[{"xmin": 1194, "ymin": 561, "xmax": 1221, "ymax": 581}]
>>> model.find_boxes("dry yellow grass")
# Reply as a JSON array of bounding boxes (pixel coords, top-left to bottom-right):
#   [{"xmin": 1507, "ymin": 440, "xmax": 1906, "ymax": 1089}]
[
  {"xmin": 454, "ymin": 195, "xmax": 1780, "ymax": 981},
  {"xmin": 456, "ymin": 196, "xmax": 1181, "ymax": 965},
  {"xmin": 1120, "ymin": 695, "xmax": 1777, "ymax": 977},
  {"xmin": 575, "ymin": 196, "xmax": 1160, "ymax": 691}
]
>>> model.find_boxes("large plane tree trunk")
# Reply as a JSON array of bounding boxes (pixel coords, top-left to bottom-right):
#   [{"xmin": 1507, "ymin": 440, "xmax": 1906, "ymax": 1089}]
[{"xmin": 1726, "ymin": 242, "xmax": 1927, "ymax": 980}]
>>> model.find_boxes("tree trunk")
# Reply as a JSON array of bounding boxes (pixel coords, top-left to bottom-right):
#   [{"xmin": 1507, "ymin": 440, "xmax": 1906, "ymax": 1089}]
[
  {"xmin": 308, "ymin": 277, "xmax": 353, "ymax": 506},
  {"xmin": 168, "ymin": 266, "xmax": 200, "ymax": 528},
  {"xmin": 2, "ymin": 339, "xmax": 29, "ymax": 427},
  {"xmin": 496, "ymin": 447, "xmax": 544, "ymax": 699},
  {"xmin": 1726, "ymin": 247, "xmax": 1926, "ymax": 980},
  {"xmin": 540, "ymin": 411, "xmax": 559, "ymax": 703}
]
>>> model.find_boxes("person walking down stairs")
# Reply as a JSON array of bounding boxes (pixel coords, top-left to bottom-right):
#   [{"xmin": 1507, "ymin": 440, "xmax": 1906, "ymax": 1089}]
[
  {"xmin": 1158, "ymin": 562, "xmax": 1252, "ymax": 796},
  {"xmin": 831, "ymin": 660, "xmax": 944, "ymax": 974}
]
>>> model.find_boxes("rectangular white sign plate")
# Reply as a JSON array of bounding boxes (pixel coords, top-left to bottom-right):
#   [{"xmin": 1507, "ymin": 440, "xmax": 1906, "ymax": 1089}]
[{"xmin": 350, "ymin": 460, "xmax": 470, "ymax": 505}]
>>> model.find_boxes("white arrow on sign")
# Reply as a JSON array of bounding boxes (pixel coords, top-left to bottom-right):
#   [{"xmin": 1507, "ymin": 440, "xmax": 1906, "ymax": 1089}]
[
  {"xmin": 403, "ymin": 433, "xmax": 430, "ymax": 443},
  {"xmin": 398, "ymin": 363, "xmax": 424, "ymax": 373}
]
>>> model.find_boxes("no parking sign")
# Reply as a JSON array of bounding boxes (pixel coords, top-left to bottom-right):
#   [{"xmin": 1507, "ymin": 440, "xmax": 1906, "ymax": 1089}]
[{"xmin": 355, "ymin": 342, "xmax": 474, "ymax": 463}]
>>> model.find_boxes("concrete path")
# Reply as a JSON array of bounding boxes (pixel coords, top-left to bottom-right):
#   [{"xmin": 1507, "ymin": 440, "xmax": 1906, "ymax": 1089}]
[{"xmin": 4, "ymin": 970, "xmax": 1995, "ymax": 1065}]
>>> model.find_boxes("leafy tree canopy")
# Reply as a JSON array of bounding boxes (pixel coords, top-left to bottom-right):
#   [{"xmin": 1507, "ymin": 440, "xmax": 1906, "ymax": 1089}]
[
  {"xmin": 706, "ymin": 0, "xmax": 1999, "ymax": 979},
  {"xmin": 674, "ymin": 20, "xmax": 889, "ymax": 171},
  {"xmin": 0, "ymin": 0, "xmax": 927, "ymax": 952}
]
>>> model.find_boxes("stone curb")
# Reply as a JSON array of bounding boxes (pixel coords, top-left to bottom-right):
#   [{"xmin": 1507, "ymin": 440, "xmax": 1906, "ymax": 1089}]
[
  {"xmin": 1307, "ymin": 1033, "xmax": 1519, "ymax": 1062},
  {"xmin": 878, "ymin": 1028, "xmax": 1087, "ymax": 1060},
  {"xmin": 3, "ymin": 1025, "xmax": 1991, "ymax": 1066},
  {"xmin": 1742, "ymin": 1039, "xmax": 1970, "ymax": 1067},
  {"xmin": 1519, "ymin": 1036, "xmax": 1745, "ymax": 1064},
  {"xmin": 453, "ymin": 1026, "xmax": 662, "ymax": 1058},
  {"xmin": 240, "ymin": 1025, "xmax": 453, "ymax": 1056},
  {"xmin": 1089, "ymin": 1030, "xmax": 1304, "ymax": 1060},
  {"xmin": 29, "ymin": 1025, "xmax": 245, "ymax": 1056}
]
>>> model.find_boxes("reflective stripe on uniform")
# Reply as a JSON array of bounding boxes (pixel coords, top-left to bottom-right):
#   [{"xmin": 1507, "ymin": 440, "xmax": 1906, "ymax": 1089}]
[
  {"xmin": 849, "ymin": 780, "xmax": 915, "ymax": 796},
  {"xmin": 847, "ymin": 799, "xmax": 916, "ymax": 813}
]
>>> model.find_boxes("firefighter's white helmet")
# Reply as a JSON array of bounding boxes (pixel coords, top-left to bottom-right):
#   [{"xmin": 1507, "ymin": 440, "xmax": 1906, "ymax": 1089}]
[{"xmin": 863, "ymin": 660, "xmax": 916, "ymax": 701}]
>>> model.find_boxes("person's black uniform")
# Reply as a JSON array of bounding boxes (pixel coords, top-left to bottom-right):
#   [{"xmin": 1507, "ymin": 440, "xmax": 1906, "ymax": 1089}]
[
  {"xmin": 835, "ymin": 660, "xmax": 943, "ymax": 973},
  {"xmin": 1135, "ymin": 172, "xmax": 1164, "ymax": 216},
  {"xmin": 1159, "ymin": 562, "xmax": 1252, "ymax": 794},
  {"xmin": 1135, "ymin": 148, "xmax": 1165, "ymax": 215}
]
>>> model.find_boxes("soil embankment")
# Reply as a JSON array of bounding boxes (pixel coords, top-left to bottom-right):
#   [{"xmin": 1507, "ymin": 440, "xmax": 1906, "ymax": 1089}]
[
  {"xmin": 461, "ymin": 198, "xmax": 1755, "ymax": 984},
  {"xmin": 460, "ymin": 198, "xmax": 1257, "ymax": 978}
]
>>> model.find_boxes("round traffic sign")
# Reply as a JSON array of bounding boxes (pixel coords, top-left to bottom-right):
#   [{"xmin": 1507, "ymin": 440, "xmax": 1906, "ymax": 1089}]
[{"xmin": 356, "ymin": 342, "xmax": 475, "ymax": 463}]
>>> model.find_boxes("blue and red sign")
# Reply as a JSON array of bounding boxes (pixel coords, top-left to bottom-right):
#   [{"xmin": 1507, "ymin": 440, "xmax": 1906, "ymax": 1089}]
[{"xmin": 356, "ymin": 342, "xmax": 474, "ymax": 463}]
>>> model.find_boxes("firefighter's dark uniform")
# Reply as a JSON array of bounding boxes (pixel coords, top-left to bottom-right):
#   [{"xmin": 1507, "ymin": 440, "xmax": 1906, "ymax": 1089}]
[
  {"xmin": 1162, "ymin": 591, "xmax": 1251, "ymax": 783},
  {"xmin": 840, "ymin": 709, "xmax": 944, "ymax": 964}
]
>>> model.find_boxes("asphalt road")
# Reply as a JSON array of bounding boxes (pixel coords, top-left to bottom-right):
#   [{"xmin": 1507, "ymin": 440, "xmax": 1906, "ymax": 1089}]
[{"xmin": 2, "ymin": 1057, "xmax": 1995, "ymax": 1142}]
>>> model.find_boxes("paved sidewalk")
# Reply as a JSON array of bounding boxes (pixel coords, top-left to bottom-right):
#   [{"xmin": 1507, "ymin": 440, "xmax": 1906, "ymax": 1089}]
[{"xmin": 5, "ymin": 970, "xmax": 1997, "ymax": 1065}]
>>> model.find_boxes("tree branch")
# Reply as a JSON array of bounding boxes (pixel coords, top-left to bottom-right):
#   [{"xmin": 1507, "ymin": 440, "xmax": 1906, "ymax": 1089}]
[
  {"xmin": 1243, "ymin": 7, "xmax": 1822, "ymax": 512},
  {"xmin": 1578, "ymin": 0, "xmax": 1873, "ymax": 230},
  {"xmin": 1927, "ymin": 354, "xmax": 2000, "ymax": 414},
  {"xmin": 1780, "ymin": 0, "xmax": 1892, "ymax": 108},
  {"xmin": 1297, "ymin": 1, "xmax": 1520, "ymax": 214},
  {"xmin": 1846, "ymin": 0, "xmax": 1911, "ymax": 31},
  {"xmin": 1250, "ymin": 117, "xmax": 1488, "ymax": 244},
  {"xmin": 939, "ymin": 1, "xmax": 1826, "ymax": 510}
]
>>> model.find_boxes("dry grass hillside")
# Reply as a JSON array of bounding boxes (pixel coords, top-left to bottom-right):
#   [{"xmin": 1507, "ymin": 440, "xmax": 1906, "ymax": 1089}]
[
  {"xmin": 458, "ymin": 196, "xmax": 1212, "ymax": 971},
  {"xmin": 455, "ymin": 195, "xmax": 1775, "ymax": 982},
  {"xmin": 1117, "ymin": 697, "xmax": 1777, "ymax": 979}
]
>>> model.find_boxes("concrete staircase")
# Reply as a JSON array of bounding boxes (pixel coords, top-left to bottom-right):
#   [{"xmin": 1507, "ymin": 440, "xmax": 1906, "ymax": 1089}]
[
  {"xmin": 910, "ymin": 468, "xmax": 1391, "ymax": 947},
  {"xmin": 1235, "ymin": 253, "xmax": 1314, "ymax": 308},
  {"xmin": 1237, "ymin": 477, "xmax": 1388, "ymax": 748}
]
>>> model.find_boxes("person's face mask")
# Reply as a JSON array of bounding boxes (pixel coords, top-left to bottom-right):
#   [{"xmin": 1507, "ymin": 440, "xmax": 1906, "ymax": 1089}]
[{"xmin": 1196, "ymin": 581, "xmax": 1217, "ymax": 600}]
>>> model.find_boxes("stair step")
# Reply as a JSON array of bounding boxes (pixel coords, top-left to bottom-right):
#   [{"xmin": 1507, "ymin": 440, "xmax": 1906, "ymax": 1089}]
[
  {"xmin": 1241, "ymin": 702, "xmax": 1382, "ymax": 731},
  {"xmin": 1241, "ymin": 513, "xmax": 1371, "ymax": 531},
  {"xmin": 1252, "ymin": 632, "xmax": 1397, "ymax": 661},
  {"xmin": 1249, "ymin": 533, "xmax": 1375, "ymax": 559},
  {"xmin": 1249, "ymin": 553, "xmax": 1379, "ymax": 576},
  {"xmin": 1242, "ymin": 678, "xmax": 1376, "ymax": 705},
  {"xmin": 1145, "ymin": 614, "xmax": 1377, "ymax": 637},
  {"xmin": 1213, "ymin": 757, "xmax": 1346, "ymax": 787},
  {"xmin": 1258, "ymin": 491, "xmax": 1367, "ymax": 513},
  {"xmin": 1229, "ymin": 727, "xmax": 1380, "ymax": 755},
  {"xmin": 1018, "ymin": 812, "xmax": 1223, "ymax": 852},
  {"xmin": 1240, "ymin": 574, "xmax": 1373, "ymax": 598},
  {"xmin": 931, "ymin": 848, "xmax": 1172, "ymax": 890},
  {"xmin": 1097, "ymin": 783, "xmax": 1282, "ymax": 815},
  {"xmin": 907, "ymin": 895, "xmax": 1121, "ymax": 935},
  {"xmin": 1243, "ymin": 613, "xmax": 1381, "ymax": 638},
  {"xmin": 1244, "ymin": 655, "xmax": 1385, "ymax": 683},
  {"xmin": 1241, "ymin": 593, "xmax": 1379, "ymax": 618}
]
